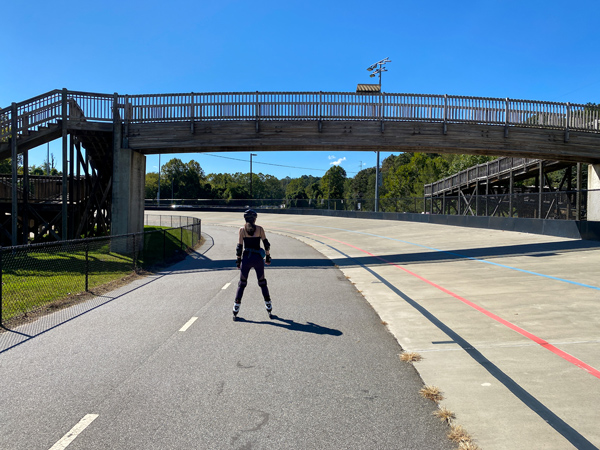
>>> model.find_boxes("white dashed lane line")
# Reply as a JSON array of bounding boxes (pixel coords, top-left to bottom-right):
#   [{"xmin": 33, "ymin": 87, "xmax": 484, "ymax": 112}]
[
  {"xmin": 49, "ymin": 414, "xmax": 98, "ymax": 450},
  {"xmin": 179, "ymin": 317, "xmax": 198, "ymax": 332},
  {"xmin": 222, "ymin": 282, "xmax": 231, "ymax": 290}
]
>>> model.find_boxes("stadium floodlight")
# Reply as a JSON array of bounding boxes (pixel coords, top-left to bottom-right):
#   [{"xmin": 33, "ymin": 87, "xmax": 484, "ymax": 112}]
[{"xmin": 365, "ymin": 57, "xmax": 391, "ymax": 87}]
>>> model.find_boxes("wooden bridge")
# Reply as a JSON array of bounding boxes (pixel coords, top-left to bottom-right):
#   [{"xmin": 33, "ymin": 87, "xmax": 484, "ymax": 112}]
[{"xmin": 1, "ymin": 89, "xmax": 600, "ymax": 245}]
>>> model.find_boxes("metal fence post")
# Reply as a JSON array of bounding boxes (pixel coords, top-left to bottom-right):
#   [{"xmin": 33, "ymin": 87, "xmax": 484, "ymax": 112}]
[
  {"xmin": 85, "ymin": 241, "xmax": 89, "ymax": 292},
  {"xmin": 0, "ymin": 248, "xmax": 3, "ymax": 324},
  {"xmin": 163, "ymin": 229, "xmax": 167, "ymax": 262},
  {"xmin": 181, "ymin": 227, "xmax": 184, "ymax": 250}
]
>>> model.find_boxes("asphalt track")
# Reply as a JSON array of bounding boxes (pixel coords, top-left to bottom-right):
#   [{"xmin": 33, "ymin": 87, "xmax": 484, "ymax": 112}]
[
  {"xmin": 0, "ymin": 221, "xmax": 453, "ymax": 449},
  {"xmin": 178, "ymin": 211, "xmax": 600, "ymax": 450}
]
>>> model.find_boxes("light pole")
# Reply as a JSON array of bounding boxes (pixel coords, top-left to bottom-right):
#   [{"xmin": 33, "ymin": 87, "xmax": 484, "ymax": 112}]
[
  {"xmin": 366, "ymin": 57, "xmax": 391, "ymax": 212},
  {"xmin": 157, "ymin": 154, "xmax": 161, "ymax": 206},
  {"xmin": 250, "ymin": 153, "xmax": 257, "ymax": 200}
]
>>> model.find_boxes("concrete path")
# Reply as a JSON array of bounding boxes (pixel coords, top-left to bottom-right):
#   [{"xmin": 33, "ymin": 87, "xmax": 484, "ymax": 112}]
[
  {"xmin": 0, "ymin": 224, "xmax": 452, "ymax": 449},
  {"xmin": 182, "ymin": 211, "xmax": 600, "ymax": 450}
]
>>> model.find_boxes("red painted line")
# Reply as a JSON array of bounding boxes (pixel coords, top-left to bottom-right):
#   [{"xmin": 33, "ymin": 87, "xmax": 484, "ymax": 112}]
[{"xmin": 273, "ymin": 226, "xmax": 600, "ymax": 380}]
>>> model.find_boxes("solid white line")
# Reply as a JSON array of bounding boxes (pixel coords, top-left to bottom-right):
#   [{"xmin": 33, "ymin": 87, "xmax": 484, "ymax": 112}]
[
  {"xmin": 49, "ymin": 414, "xmax": 98, "ymax": 450},
  {"xmin": 222, "ymin": 282, "xmax": 231, "ymax": 290},
  {"xmin": 179, "ymin": 317, "xmax": 198, "ymax": 332}
]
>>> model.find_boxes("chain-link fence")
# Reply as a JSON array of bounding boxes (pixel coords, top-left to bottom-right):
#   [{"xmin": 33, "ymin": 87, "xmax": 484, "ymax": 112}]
[
  {"xmin": 0, "ymin": 215, "xmax": 201, "ymax": 326},
  {"xmin": 146, "ymin": 190, "xmax": 596, "ymax": 221}
]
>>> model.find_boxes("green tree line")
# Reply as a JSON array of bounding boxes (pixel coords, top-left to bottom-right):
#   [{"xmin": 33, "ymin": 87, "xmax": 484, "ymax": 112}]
[{"xmin": 145, "ymin": 154, "xmax": 499, "ymax": 202}]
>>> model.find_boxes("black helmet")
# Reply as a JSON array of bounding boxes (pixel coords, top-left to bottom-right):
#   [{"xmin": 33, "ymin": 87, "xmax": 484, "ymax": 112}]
[{"xmin": 243, "ymin": 209, "xmax": 257, "ymax": 222}]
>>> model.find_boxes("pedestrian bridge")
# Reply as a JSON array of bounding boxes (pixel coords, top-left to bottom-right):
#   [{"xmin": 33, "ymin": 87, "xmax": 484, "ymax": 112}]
[
  {"xmin": 1, "ymin": 89, "xmax": 599, "ymax": 244},
  {"xmin": 2, "ymin": 89, "xmax": 600, "ymax": 161}
]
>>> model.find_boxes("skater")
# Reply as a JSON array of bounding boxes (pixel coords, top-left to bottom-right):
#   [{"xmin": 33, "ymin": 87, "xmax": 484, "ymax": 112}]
[{"xmin": 233, "ymin": 209, "xmax": 272, "ymax": 321}]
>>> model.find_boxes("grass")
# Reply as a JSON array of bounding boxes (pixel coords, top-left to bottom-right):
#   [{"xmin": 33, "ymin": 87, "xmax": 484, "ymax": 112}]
[
  {"xmin": 399, "ymin": 351, "xmax": 423, "ymax": 363},
  {"xmin": 433, "ymin": 406, "xmax": 456, "ymax": 424},
  {"xmin": 419, "ymin": 385, "xmax": 444, "ymax": 402},
  {"xmin": 1, "ymin": 226, "xmax": 199, "ymax": 324}
]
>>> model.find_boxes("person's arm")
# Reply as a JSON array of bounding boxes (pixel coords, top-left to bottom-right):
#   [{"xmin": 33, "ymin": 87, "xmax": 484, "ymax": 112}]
[
  {"xmin": 261, "ymin": 227, "xmax": 271, "ymax": 265},
  {"xmin": 236, "ymin": 228, "xmax": 244, "ymax": 268}
]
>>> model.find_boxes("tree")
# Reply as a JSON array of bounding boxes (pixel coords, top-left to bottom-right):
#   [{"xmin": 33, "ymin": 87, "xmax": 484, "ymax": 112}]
[
  {"xmin": 349, "ymin": 167, "xmax": 376, "ymax": 199},
  {"xmin": 29, "ymin": 165, "xmax": 45, "ymax": 175},
  {"xmin": 146, "ymin": 172, "xmax": 159, "ymax": 199},
  {"xmin": 0, "ymin": 114, "xmax": 9, "ymax": 143},
  {"xmin": 305, "ymin": 181, "xmax": 323, "ymax": 200},
  {"xmin": 443, "ymin": 154, "xmax": 496, "ymax": 177},
  {"xmin": 160, "ymin": 158, "xmax": 208, "ymax": 198},
  {"xmin": 384, "ymin": 153, "xmax": 449, "ymax": 198},
  {"xmin": 320, "ymin": 165, "xmax": 346, "ymax": 199},
  {"xmin": 285, "ymin": 177, "xmax": 308, "ymax": 200}
]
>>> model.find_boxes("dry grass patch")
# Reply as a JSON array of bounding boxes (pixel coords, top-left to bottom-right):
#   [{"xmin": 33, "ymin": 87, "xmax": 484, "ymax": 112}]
[
  {"xmin": 433, "ymin": 406, "xmax": 455, "ymax": 424},
  {"xmin": 419, "ymin": 385, "xmax": 443, "ymax": 402},
  {"xmin": 448, "ymin": 424, "xmax": 480, "ymax": 450},
  {"xmin": 399, "ymin": 351, "xmax": 422, "ymax": 363},
  {"xmin": 458, "ymin": 441, "xmax": 481, "ymax": 450}
]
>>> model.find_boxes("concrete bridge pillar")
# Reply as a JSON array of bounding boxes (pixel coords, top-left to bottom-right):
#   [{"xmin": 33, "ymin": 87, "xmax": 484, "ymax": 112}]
[
  {"xmin": 588, "ymin": 164, "xmax": 600, "ymax": 221},
  {"xmin": 111, "ymin": 146, "xmax": 146, "ymax": 237}
]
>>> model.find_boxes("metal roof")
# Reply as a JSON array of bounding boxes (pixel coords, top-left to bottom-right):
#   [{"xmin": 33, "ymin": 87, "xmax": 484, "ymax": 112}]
[{"xmin": 356, "ymin": 84, "xmax": 381, "ymax": 93}]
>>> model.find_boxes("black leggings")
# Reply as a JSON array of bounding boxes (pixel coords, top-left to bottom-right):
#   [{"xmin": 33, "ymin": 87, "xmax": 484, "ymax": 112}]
[{"xmin": 235, "ymin": 253, "xmax": 270, "ymax": 301}]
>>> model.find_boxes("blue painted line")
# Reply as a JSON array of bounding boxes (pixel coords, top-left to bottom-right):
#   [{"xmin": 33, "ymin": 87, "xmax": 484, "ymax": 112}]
[{"xmin": 284, "ymin": 222, "xmax": 600, "ymax": 292}]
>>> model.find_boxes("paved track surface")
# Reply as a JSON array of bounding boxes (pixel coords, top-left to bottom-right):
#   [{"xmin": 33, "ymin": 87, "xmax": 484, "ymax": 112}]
[
  {"xmin": 0, "ymin": 224, "xmax": 453, "ymax": 450},
  {"xmin": 179, "ymin": 212, "xmax": 600, "ymax": 450}
]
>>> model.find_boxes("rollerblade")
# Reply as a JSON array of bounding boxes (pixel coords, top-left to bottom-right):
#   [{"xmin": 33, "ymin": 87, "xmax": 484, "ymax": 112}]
[
  {"xmin": 265, "ymin": 298, "xmax": 273, "ymax": 319},
  {"xmin": 233, "ymin": 301, "xmax": 241, "ymax": 321}
]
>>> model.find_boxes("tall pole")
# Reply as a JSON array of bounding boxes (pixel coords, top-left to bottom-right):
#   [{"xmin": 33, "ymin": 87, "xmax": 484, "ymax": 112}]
[
  {"xmin": 365, "ymin": 58, "xmax": 390, "ymax": 213},
  {"xmin": 157, "ymin": 154, "xmax": 161, "ymax": 206},
  {"xmin": 375, "ymin": 151, "xmax": 380, "ymax": 212},
  {"xmin": 250, "ymin": 153, "xmax": 257, "ymax": 200}
]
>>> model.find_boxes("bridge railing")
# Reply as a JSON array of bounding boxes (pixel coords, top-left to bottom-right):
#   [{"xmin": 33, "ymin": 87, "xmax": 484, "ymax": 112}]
[
  {"xmin": 2, "ymin": 90, "xmax": 600, "ymax": 142},
  {"xmin": 424, "ymin": 157, "xmax": 553, "ymax": 195}
]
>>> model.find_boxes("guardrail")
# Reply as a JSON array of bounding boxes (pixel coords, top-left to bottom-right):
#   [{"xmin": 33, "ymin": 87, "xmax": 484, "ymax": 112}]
[{"xmin": 2, "ymin": 90, "xmax": 599, "ymax": 142}]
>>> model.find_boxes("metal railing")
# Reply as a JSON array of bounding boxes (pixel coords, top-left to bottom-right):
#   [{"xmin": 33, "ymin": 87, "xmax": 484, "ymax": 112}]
[
  {"xmin": 3, "ymin": 90, "xmax": 599, "ymax": 142},
  {"xmin": 424, "ymin": 157, "xmax": 560, "ymax": 195},
  {"xmin": 0, "ymin": 215, "xmax": 201, "ymax": 326}
]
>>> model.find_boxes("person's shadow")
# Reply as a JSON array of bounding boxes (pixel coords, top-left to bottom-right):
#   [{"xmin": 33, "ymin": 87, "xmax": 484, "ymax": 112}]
[{"xmin": 235, "ymin": 315, "xmax": 342, "ymax": 336}]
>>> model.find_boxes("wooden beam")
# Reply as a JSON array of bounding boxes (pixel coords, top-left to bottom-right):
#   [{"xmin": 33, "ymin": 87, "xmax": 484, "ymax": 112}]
[
  {"xmin": 11, "ymin": 103, "xmax": 18, "ymax": 246},
  {"xmin": 62, "ymin": 88, "xmax": 68, "ymax": 240}
]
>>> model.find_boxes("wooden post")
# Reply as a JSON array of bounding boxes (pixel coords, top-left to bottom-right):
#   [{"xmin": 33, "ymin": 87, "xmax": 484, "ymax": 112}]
[
  {"xmin": 504, "ymin": 98, "xmax": 509, "ymax": 138},
  {"xmin": 538, "ymin": 161, "xmax": 543, "ymax": 219},
  {"xmin": 509, "ymin": 161, "xmax": 514, "ymax": 217},
  {"xmin": 318, "ymin": 91, "xmax": 323, "ymax": 133},
  {"xmin": 23, "ymin": 141, "xmax": 29, "ymax": 243},
  {"xmin": 255, "ymin": 91, "xmax": 260, "ymax": 133},
  {"xmin": 10, "ymin": 103, "xmax": 18, "ymax": 246},
  {"xmin": 62, "ymin": 88, "xmax": 68, "ymax": 240},
  {"xmin": 565, "ymin": 102, "xmax": 570, "ymax": 142},
  {"xmin": 443, "ymin": 94, "xmax": 448, "ymax": 135},
  {"xmin": 190, "ymin": 92, "xmax": 195, "ymax": 134},
  {"xmin": 576, "ymin": 162, "xmax": 582, "ymax": 220},
  {"xmin": 69, "ymin": 134, "xmax": 75, "ymax": 239}
]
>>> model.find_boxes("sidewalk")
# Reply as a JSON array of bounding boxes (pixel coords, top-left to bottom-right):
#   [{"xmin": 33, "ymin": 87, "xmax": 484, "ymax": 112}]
[{"xmin": 191, "ymin": 211, "xmax": 600, "ymax": 450}]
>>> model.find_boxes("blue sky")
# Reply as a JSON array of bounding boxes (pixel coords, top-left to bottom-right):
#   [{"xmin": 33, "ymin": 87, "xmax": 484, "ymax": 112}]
[{"xmin": 3, "ymin": 0, "xmax": 599, "ymax": 179}]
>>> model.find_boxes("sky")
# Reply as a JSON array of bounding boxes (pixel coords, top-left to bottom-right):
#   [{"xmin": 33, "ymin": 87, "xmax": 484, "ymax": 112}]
[{"xmin": 2, "ymin": 0, "xmax": 599, "ymax": 180}]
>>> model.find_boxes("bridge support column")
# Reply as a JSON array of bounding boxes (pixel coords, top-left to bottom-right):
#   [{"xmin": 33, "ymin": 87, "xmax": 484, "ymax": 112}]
[
  {"xmin": 588, "ymin": 164, "xmax": 600, "ymax": 221},
  {"xmin": 111, "ymin": 146, "xmax": 146, "ymax": 238}
]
